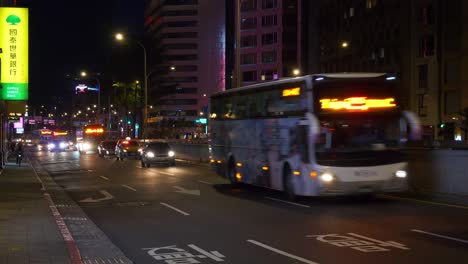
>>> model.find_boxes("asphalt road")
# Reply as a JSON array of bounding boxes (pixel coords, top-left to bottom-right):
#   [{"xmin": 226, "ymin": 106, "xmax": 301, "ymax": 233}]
[{"xmin": 30, "ymin": 150, "xmax": 468, "ymax": 264}]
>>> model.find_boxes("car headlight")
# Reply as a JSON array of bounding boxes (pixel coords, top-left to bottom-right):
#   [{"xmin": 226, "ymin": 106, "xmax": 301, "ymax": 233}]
[
  {"xmin": 395, "ymin": 170, "xmax": 407, "ymax": 178},
  {"xmin": 138, "ymin": 148, "xmax": 143, "ymax": 153},
  {"xmin": 48, "ymin": 143, "xmax": 56, "ymax": 149},
  {"xmin": 168, "ymin": 150, "xmax": 175, "ymax": 157},
  {"xmin": 146, "ymin": 151, "xmax": 155, "ymax": 158},
  {"xmin": 123, "ymin": 149, "xmax": 128, "ymax": 152},
  {"xmin": 59, "ymin": 142, "xmax": 68, "ymax": 148},
  {"xmin": 320, "ymin": 172, "xmax": 334, "ymax": 182},
  {"xmin": 83, "ymin": 142, "xmax": 91, "ymax": 150}
]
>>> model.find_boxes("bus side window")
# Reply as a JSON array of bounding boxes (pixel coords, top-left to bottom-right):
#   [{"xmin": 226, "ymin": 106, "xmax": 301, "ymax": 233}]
[{"xmin": 298, "ymin": 125, "xmax": 310, "ymax": 163}]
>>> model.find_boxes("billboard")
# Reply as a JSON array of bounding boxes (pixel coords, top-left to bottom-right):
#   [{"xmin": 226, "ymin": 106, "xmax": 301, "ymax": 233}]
[{"xmin": 0, "ymin": 7, "xmax": 28, "ymax": 100}]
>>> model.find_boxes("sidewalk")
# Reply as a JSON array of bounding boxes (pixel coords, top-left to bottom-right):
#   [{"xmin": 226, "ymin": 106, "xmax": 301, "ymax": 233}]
[{"xmin": 0, "ymin": 158, "xmax": 72, "ymax": 264}]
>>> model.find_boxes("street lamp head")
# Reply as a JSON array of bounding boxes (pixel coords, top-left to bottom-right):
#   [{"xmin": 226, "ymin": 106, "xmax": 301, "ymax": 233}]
[
  {"xmin": 170, "ymin": 66, "xmax": 176, "ymax": 71},
  {"xmin": 341, "ymin": 41, "xmax": 349, "ymax": 48},
  {"xmin": 293, "ymin": 69, "xmax": 301, "ymax": 76},
  {"xmin": 80, "ymin": 71, "xmax": 87, "ymax": 77},
  {"xmin": 115, "ymin": 33, "xmax": 124, "ymax": 41}
]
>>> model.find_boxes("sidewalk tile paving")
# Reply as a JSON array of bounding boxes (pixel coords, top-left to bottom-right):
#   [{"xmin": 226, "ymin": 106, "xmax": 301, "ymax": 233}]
[{"xmin": 0, "ymin": 160, "xmax": 72, "ymax": 264}]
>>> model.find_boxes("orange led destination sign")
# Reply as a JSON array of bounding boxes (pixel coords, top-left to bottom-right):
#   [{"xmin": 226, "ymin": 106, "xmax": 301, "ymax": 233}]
[
  {"xmin": 282, "ymin": 87, "xmax": 301, "ymax": 97},
  {"xmin": 85, "ymin": 128, "xmax": 104, "ymax": 134},
  {"xmin": 53, "ymin": 131, "xmax": 68, "ymax": 136},
  {"xmin": 320, "ymin": 97, "xmax": 396, "ymax": 111},
  {"xmin": 40, "ymin": 130, "xmax": 52, "ymax": 135}
]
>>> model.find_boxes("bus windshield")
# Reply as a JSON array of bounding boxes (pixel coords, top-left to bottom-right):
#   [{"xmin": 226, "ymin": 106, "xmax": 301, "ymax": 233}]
[{"xmin": 316, "ymin": 114, "xmax": 401, "ymax": 152}]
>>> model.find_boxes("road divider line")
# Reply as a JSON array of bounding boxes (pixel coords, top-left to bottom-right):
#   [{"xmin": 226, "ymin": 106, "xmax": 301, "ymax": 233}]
[
  {"xmin": 247, "ymin": 240, "xmax": 319, "ymax": 264},
  {"xmin": 379, "ymin": 194, "xmax": 468, "ymax": 210},
  {"xmin": 197, "ymin": 180, "xmax": 213, "ymax": 185},
  {"xmin": 160, "ymin": 202, "xmax": 190, "ymax": 216},
  {"xmin": 265, "ymin": 196, "xmax": 310, "ymax": 208},
  {"xmin": 99, "ymin": 176, "xmax": 109, "ymax": 181},
  {"xmin": 411, "ymin": 229, "xmax": 468, "ymax": 244},
  {"xmin": 121, "ymin": 184, "xmax": 137, "ymax": 192}
]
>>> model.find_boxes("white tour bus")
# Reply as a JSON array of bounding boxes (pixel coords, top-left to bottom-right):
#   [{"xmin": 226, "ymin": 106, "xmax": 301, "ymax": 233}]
[{"xmin": 209, "ymin": 73, "xmax": 421, "ymax": 197}]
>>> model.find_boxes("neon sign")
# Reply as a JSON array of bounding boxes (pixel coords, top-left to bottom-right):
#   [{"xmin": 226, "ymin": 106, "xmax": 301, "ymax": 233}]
[
  {"xmin": 85, "ymin": 128, "xmax": 104, "ymax": 134},
  {"xmin": 40, "ymin": 130, "xmax": 52, "ymax": 135},
  {"xmin": 320, "ymin": 97, "xmax": 396, "ymax": 111},
  {"xmin": 53, "ymin": 131, "xmax": 68, "ymax": 136},
  {"xmin": 282, "ymin": 87, "xmax": 300, "ymax": 97}
]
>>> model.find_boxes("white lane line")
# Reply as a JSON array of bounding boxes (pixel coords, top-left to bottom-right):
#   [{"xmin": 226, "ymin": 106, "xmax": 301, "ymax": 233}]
[
  {"xmin": 197, "ymin": 180, "xmax": 213, "ymax": 185},
  {"xmin": 379, "ymin": 194, "xmax": 468, "ymax": 210},
  {"xmin": 265, "ymin": 196, "xmax": 310, "ymax": 208},
  {"xmin": 87, "ymin": 169, "xmax": 93, "ymax": 172},
  {"xmin": 99, "ymin": 176, "xmax": 109, "ymax": 181},
  {"xmin": 160, "ymin": 202, "xmax": 190, "ymax": 216},
  {"xmin": 120, "ymin": 184, "xmax": 137, "ymax": 192},
  {"xmin": 411, "ymin": 229, "xmax": 468, "ymax": 244},
  {"xmin": 247, "ymin": 240, "xmax": 319, "ymax": 264},
  {"xmin": 158, "ymin": 171, "xmax": 175, "ymax": 176}
]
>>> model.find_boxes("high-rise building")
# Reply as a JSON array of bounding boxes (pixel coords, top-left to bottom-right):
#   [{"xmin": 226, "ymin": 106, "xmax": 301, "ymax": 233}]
[
  {"xmin": 317, "ymin": 0, "xmax": 468, "ymax": 142},
  {"xmin": 145, "ymin": 0, "xmax": 225, "ymax": 137},
  {"xmin": 233, "ymin": 0, "xmax": 303, "ymax": 86}
]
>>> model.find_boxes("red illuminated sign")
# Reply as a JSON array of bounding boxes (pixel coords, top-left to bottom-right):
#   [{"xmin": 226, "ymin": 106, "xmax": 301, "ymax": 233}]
[
  {"xmin": 320, "ymin": 97, "xmax": 396, "ymax": 111},
  {"xmin": 85, "ymin": 128, "xmax": 104, "ymax": 134}
]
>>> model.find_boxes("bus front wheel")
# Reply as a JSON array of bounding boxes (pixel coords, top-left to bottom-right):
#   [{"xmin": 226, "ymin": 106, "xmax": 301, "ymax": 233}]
[
  {"xmin": 283, "ymin": 166, "xmax": 297, "ymax": 201},
  {"xmin": 227, "ymin": 159, "xmax": 238, "ymax": 185}
]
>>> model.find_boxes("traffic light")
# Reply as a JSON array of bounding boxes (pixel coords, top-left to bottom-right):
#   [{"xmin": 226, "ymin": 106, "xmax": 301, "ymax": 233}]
[
  {"xmin": 127, "ymin": 120, "xmax": 131, "ymax": 125},
  {"xmin": 439, "ymin": 123, "xmax": 445, "ymax": 128}
]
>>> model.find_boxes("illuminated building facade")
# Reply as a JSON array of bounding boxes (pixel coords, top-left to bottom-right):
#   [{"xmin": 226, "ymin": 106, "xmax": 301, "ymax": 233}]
[{"xmin": 144, "ymin": 0, "xmax": 226, "ymax": 137}]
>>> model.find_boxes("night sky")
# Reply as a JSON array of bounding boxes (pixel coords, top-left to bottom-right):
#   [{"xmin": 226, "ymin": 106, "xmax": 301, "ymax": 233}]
[{"xmin": 23, "ymin": 0, "xmax": 143, "ymax": 107}]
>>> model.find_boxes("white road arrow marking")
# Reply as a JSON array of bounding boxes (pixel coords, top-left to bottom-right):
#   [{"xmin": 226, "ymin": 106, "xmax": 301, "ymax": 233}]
[
  {"xmin": 79, "ymin": 190, "xmax": 114, "ymax": 203},
  {"xmin": 173, "ymin": 186, "xmax": 200, "ymax": 196}
]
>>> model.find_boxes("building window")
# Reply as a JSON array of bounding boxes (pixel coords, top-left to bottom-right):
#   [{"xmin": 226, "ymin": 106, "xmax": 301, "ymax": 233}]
[
  {"xmin": 418, "ymin": 64, "xmax": 428, "ymax": 89},
  {"xmin": 241, "ymin": 17, "xmax": 257, "ymax": 30},
  {"xmin": 240, "ymin": 35, "xmax": 257, "ymax": 48},
  {"xmin": 262, "ymin": 51, "xmax": 277, "ymax": 63},
  {"xmin": 349, "ymin": 7, "xmax": 354, "ymax": 17},
  {"xmin": 366, "ymin": 0, "xmax": 377, "ymax": 9},
  {"xmin": 262, "ymin": 15, "xmax": 277, "ymax": 27},
  {"xmin": 165, "ymin": 21, "xmax": 198, "ymax": 27},
  {"xmin": 262, "ymin": 0, "xmax": 277, "ymax": 9},
  {"xmin": 241, "ymin": 0, "xmax": 257, "ymax": 12},
  {"xmin": 163, "ymin": 32, "xmax": 198, "ymax": 38},
  {"xmin": 242, "ymin": 71, "xmax": 257, "ymax": 82},
  {"xmin": 418, "ymin": 5, "xmax": 434, "ymax": 25},
  {"xmin": 261, "ymin": 32, "xmax": 277, "ymax": 46},
  {"xmin": 417, "ymin": 94, "xmax": 427, "ymax": 117},
  {"xmin": 241, "ymin": 53, "xmax": 256, "ymax": 65},
  {"xmin": 418, "ymin": 35, "xmax": 435, "ymax": 57},
  {"xmin": 261, "ymin": 70, "xmax": 277, "ymax": 80}
]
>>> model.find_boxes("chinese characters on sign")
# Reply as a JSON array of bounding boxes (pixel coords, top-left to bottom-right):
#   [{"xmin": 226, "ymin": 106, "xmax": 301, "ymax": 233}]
[
  {"xmin": 9, "ymin": 28, "xmax": 17, "ymax": 76},
  {"xmin": 143, "ymin": 244, "xmax": 226, "ymax": 264},
  {"xmin": 308, "ymin": 233, "xmax": 410, "ymax": 253}
]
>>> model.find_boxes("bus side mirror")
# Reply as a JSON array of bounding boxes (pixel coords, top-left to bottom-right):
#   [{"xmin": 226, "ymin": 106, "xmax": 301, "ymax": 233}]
[{"xmin": 403, "ymin": 111, "xmax": 421, "ymax": 141}]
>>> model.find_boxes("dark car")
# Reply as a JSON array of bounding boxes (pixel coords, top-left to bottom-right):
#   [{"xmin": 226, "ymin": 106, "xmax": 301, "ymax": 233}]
[
  {"xmin": 97, "ymin": 140, "xmax": 117, "ymax": 157},
  {"xmin": 140, "ymin": 142, "xmax": 176, "ymax": 167}
]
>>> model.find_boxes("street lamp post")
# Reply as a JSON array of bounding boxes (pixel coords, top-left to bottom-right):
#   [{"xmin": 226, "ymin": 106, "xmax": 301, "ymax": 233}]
[
  {"xmin": 80, "ymin": 71, "xmax": 101, "ymax": 123},
  {"xmin": 115, "ymin": 33, "xmax": 148, "ymax": 139}
]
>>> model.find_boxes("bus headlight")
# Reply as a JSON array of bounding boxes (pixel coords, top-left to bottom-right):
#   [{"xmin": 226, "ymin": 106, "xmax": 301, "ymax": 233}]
[
  {"xmin": 395, "ymin": 170, "xmax": 407, "ymax": 178},
  {"xmin": 48, "ymin": 143, "xmax": 56, "ymax": 149},
  {"xmin": 168, "ymin": 151, "xmax": 175, "ymax": 157},
  {"xmin": 59, "ymin": 142, "xmax": 68, "ymax": 149},
  {"xmin": 320, "ymin": 172, "xmax": 334, "ymax": 182},
  {"xmin": 146, "ymin": 151, "xmax": 155, "ymax": 158}
]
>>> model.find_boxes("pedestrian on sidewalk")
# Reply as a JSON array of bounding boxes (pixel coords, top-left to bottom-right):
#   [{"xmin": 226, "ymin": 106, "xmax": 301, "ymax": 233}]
[{"xmin": 15, "ymin": 141, "xmax": 24, "ymax": 166}]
